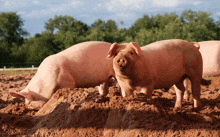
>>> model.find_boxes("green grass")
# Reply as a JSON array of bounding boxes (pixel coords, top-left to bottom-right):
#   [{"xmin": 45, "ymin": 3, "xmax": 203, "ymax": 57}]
[
  {"xmin": 203, "ymin": 76, "xmax": 213, "ymax": 80},
  {"xmin": 0, "ymin": 70, "xmax": 37, "ymax": 76}
]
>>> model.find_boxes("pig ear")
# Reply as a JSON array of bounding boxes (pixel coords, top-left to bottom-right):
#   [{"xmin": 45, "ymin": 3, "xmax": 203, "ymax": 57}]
[
  {"xmin": 10, "ymin": 90, "xmax": 33, "ymax": 100},
  {"xmin": 191, "ymin": 42, "xmax": 200, "ymax": 49},
  {"xmin": 129, "ymin": 42, "xmax": 141, "ymax": 55},
  {"xmin": 107, "ymin": 43, "xmax": 118, "ymax": 58}
]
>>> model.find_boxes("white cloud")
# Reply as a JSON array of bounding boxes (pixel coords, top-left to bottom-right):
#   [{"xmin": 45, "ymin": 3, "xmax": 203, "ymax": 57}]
[
  {"xmin": 32, "ymin": 0, "xmax": 41, "ymax": 5},
  {"xmin": 101, "ymin": 0, "xmax": 188, "ymax": 12},
  {"xmin": 193, "ymin": 1, "xmax": 205, "ymax": 6},
  {"xmin": 18, "ymin": 0, "xmax": 84, "ymax": 18},
  {"xmin": 116, "ymin": 12, "xmax": 135, "ymax": 20},
  {"xmin": 3, "ymin": 0, "xmax": 28, "ymax": 9},
  {"xmin": 152, "ymin": 0, "xmax": 182, "ymax": 7},
  {"xmin": 105, "ymin": 0, "xmax": 147, "ymax": 12},
  {"xmin": 48, "ymin": 0, "xmax": 83, "ymax": 12},
  {"xmin": 216, "ymin": 12, "xmax": 220, "ymax": 16}
]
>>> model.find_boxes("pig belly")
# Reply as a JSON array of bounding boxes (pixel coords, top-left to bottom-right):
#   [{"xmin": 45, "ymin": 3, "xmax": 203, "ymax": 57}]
[
  {"xmin": 152, "ymin": 68, "xmax": 185, "ymax": 89},
  {"xmin": 73, "ymin": 69, "xmax": 111, "ymax": 88},
  {"xmin": 154, "ymin": 76, "xmax": 184, "ymax": 89}
]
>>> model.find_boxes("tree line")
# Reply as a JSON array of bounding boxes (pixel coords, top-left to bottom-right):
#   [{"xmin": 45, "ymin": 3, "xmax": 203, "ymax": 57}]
[{"xmin": 0, "ymin": 9, "xmax": 220, "ymax": 68}]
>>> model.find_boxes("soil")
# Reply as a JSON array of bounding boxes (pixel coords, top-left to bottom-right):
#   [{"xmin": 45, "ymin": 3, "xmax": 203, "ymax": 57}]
[{"xmin": 0, "ymin": 73, "xmax": 220, "ymax": 137}]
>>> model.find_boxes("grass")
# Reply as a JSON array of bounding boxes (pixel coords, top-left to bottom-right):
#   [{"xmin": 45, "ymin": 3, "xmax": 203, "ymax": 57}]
[
  {"xmin": 203, "ymin": 76, "xmax": 213, "ymax": 80},
  {"xmin": 0, "ymin": 70, "xmax": 37, "ymax": 76}
]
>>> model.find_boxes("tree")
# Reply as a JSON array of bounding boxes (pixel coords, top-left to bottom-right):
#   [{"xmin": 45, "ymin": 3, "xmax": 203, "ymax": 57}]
[
  {"xmin": 0, "ymin": 12, "xmax": 29, "ymax": 67},
  {"xmin": 154, "ymin": 13, "xmax": 179, "ymax": 29},
  {"xmin": 127, "ymin": 15, "xmax": 155, "ymax": 39},
  {"xmin": 85, "ymin": 19, "xmax": 105, "ymax": 42},
  {"xmin": 180, "ymin": 9, "xmax": 217, "ymax": 41},
  {"xmin": 131, "ymin": 10, "xmax": 219, "ymax": 45},
  {"xmin": 18, "ymin": 32, "xmax": 58, "ymax": 66},
  {"xmin": 86, "ymin": 19, "xmax": 124, "ymax": 43},
  {"xmin": 45, "ymin": 15, "xmax": 89, "ymax": 50}
]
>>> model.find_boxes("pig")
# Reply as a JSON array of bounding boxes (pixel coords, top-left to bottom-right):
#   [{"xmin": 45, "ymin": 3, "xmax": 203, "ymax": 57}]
[
  {"xmin": 176, "ymin": 41, "xmax": 220, "ymax": 100},
  {"xmin": 107, "ymin": 39, "xmax": 203, "ymax": 109},
  {"xmin": 10, "ymin": 41, "xmax": 114, "ymax": 110}
]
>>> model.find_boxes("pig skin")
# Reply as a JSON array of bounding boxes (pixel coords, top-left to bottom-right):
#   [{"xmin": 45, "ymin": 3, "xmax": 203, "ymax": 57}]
[
  {"xmin": 178, "ymin": 41, "xmax": 220, "ymax": 101},
  {"xmin": 10, "ymin": 41, "xmax": 114, "ymax": 110},
  {"xmin": 107, "ymin": 39, "xmax": 203, "ymax": 110}
]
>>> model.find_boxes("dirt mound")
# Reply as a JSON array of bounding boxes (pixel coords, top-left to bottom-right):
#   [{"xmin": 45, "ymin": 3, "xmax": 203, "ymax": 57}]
[{"xmin": 0, "ymin": 74, "xmax": 220, "ymax": 136}]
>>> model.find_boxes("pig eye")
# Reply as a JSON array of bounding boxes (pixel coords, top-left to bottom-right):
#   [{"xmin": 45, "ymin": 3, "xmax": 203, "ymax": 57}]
[
  {"xmin": 130, "ymin": 52, "xmax": 133, "ymax": 55},
  {"xmin": 115, "ymin": 53, "xmax": 117, "ymax": 56}
]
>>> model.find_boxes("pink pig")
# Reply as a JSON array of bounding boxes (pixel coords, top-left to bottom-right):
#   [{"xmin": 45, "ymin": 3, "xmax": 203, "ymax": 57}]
[
  {"xmin": 176, "ymin": 41, "xmax": 220, "ymax": 100},
  {"xmin": 10, "ymin": 41, "xmax": 114, "ymax": 110},
  {"xmin": 107, "ymin": 39, "xmax": 203, "ymax": 109}
]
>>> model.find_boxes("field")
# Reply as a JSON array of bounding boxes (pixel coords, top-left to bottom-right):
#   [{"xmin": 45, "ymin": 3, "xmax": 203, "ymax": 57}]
[
  {"xmin": 0, "ymin": 70, "xmax": 37, "ymax": 76},
  {"xmin": 0, "ymin": 72, "xmax": 220, "ymax": 137}
]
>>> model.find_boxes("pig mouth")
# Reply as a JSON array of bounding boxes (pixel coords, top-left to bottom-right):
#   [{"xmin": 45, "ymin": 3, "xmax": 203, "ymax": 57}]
[
  {"xmin": 116, "ymin": 58, "xmax": 127, "ymax": 70},
  {"xmin": 119, "ymin": 64, "xmax": 127, "ymax": 69}
]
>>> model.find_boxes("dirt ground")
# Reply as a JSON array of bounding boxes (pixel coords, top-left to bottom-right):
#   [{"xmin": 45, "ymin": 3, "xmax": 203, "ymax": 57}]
[{"xmin": 0, "ymin": 73, "xmax": 220, "ymax": 137}]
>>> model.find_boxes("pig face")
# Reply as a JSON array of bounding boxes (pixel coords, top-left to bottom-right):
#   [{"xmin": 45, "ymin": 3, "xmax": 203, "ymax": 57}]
[{"xmin": 107, "ymin": 42, "xmax": 141, "ymax": 75}]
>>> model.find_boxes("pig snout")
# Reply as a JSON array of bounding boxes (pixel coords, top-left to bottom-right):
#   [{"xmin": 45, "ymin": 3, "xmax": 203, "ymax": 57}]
[{"xmin": 116, "ymin": 56, "xmax": 127, "ymax": 69}]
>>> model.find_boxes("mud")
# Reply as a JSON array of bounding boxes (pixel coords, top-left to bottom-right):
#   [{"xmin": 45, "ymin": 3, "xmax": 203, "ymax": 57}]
[{"xmin": 0, "ymin": 73, "xmax": 220, "ymax": 136}]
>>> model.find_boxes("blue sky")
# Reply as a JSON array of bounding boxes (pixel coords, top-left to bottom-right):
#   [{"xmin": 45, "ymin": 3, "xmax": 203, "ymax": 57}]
[{"xmin": 0, "ymin": 0, "xmax": 220, "ymax": 37}]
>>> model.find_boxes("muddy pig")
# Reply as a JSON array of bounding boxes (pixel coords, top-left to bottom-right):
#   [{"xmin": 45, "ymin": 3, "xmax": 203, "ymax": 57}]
[
  {"xmin": 107, "ymin": 39, "xmax": 203, "ymax": 109},
  {"xmin": 10, "ymin": 41, "xmax": 114, "ymax": 110},
  {"xmin": 176, "ymin": 41, "xmax": 220, "ymax": 100}
]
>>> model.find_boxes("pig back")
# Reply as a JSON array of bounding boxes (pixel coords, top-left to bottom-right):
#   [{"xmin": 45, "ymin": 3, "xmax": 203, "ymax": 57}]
[
  {"xmin": 198, "ymin": 41, "xmax": 220, "ymax": 77},
  {"xmin": 56, "ymin": 41, "xmax": 114, "ymax": 87},
  {"xmin": 140, "ymin": 39, "xmax": 202, "ymax": 89}
]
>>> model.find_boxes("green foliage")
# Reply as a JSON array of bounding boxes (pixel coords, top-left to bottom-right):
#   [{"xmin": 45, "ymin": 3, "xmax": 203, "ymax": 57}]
[
  {"xmin": 0, "ymin": 12, "xmax": 29, "ymax": 67},
  {"xmin": 45, "ymin": 15, "xmax": 89, "ymax": 50},
  {"xmin": 0, "ymin": 12, "xmax": 28, "ymax": 49},
  {"xmin": 86, "ymin": 19, "xmax": 124, "ymax": 43},
  {"xmin": 1, "ymin": 10, "xmax": 220, "ymax": 67},
  {"xmin": 130, "ymin": 9, "xmax": 219, "ymax": 46},
  {"xmin": 18, "ymin": 32, "xmax": 58, "ymax": 65}
]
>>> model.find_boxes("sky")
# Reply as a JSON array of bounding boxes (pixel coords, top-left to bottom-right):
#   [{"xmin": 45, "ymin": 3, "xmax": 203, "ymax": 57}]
[{"xmin": 0, "ymin": 0, "xmax": 220, "ymax": 37}]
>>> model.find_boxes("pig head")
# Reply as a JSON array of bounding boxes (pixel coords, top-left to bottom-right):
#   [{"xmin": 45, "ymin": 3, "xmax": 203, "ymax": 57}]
[
  {"xmin": 107, "ymin": 40, "xmax": 203, "ymax": 110},
  {"xmin": 107, "ymin": 42, "xmax": 142, "ymax": 97}
]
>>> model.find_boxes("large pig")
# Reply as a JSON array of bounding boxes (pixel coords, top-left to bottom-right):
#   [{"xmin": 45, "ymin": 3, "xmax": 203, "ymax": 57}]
[
  {"xmin": 176, "ymin": 41, "xmax": 220, "ymax": 100},
  {"xmin": 107, "ymin": 39, "xmax": 203, "ymax": 109},
  {"xmin": 10, "ymin": 41, "xmax": 114, "ymax": 110}
]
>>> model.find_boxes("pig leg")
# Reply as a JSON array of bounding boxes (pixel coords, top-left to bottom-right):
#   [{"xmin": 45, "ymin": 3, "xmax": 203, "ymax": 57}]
[
  {"xmin": 140, "ymin": 86, "xmax": 154, "ymax": 98},
  {"xmin": 187, "ymin": 67, "xmax": 202, "ymax": 108},
  {"xmin": 190, "ymin": 78, "xmax": 202, "ymax": 108},
  {"xmin": 98, "ymin": 82, "xmax": 109, "ymax": 96},
  {"xmin": 183, "ymin": 79, "xmax": 189, "ymax": 101},
  {"xmin": 117, "ymin": 79, "xmax": 133, "ymax": 97},
  {"xmin": 120, "ymin": 86, "xmax": 133, "ymax": 97},
  {"xmin": 121, "ymin": 89, "xmax": 133, "ymax": 97},
  {"xmin": 174, "ymin": 80, "xmax": 185, "ymax": 109},
  {"xmin": 57, "ymin": 72, "xmax": 76, "ymax": 90}
]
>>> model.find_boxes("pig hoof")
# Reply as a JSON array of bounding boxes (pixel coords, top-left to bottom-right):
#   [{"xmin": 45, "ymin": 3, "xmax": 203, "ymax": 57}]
[
  {"xmin": 95, "ymin": 96, "xmax": 109, "ymax": 103},
  {"xmin": 183, "ymin": 93, "xmax": 189, "ymax": 101},
  {"xmin": 173, "ymin": 107, "xmax": 183, "ymax": 113},
  {"xmin": 137, "ymin": 93, "xmax": 146, "ymax": 96},
  {"xmin": 190, "ymin": 107, "xmax": 202, "ymax": 112},
  {"xmin": 99, "ymin": 92, "xmax": 108, "ymax": 97}
]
